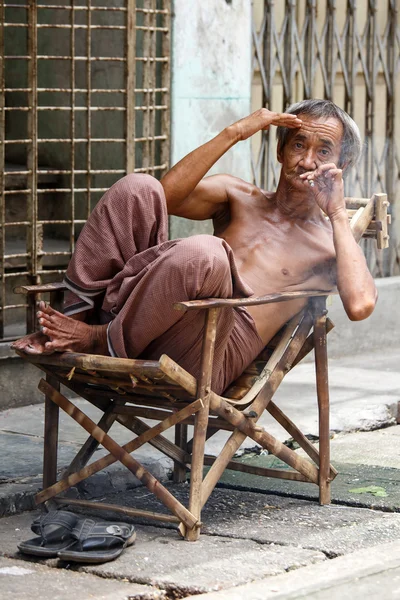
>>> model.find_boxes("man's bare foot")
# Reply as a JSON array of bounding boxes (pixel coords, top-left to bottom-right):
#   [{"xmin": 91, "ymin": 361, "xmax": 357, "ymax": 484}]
[
  {"xmin": 11, "ymin": 301, "xmax": 109, "ymax": 355},
  {"xmin": 36, "ymin": 301, "xmax": 109, "ymax": 354},
  {"xmin": 11, "ymin": 332, "xmax": 53, "ymax": 355}
]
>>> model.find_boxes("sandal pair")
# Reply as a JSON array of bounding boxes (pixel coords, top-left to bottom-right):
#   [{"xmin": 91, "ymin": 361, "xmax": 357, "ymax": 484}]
[{"xmin": 18, "ymin": 510, "xmax": 136, "ymax": 564}]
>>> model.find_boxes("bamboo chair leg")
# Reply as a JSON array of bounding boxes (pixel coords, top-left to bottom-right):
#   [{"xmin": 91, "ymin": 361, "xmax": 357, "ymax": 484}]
[
  {"xmin": 62, "ymin": 402, "xmax": 119, "ymax": 478},
  {"xmin": 267, "ymin": 401, "xmax": 337, "ymax": 480},
  {"xmin": 42, "ymin": 289, "xmax": 64, "ymax": 494},
  {"xmin": 43, "ymin": 374, "xmax": 60, "ymax": 493},
  {"xmin": 312, "ymin": 297, "xmax": 331, "ymax": 505},
  {"xmin": 185, "ymin": 308, "xmax": 218, "ymax": 541},
  {"xmin": 173, "ymin": 424, "xmax": 188, "ymax": 483}
]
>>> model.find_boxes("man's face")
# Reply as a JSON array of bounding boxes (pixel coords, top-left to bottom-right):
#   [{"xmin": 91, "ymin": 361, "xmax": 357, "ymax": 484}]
[{"xmin": 277, "ymin": 114, "xmax": 344, "ymax": 190}]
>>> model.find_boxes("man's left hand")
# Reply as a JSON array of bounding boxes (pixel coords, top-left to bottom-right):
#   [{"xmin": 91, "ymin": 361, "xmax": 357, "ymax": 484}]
[{"xmin": 300, "ymin": 163, "xmax": 346, "ymax": 221}]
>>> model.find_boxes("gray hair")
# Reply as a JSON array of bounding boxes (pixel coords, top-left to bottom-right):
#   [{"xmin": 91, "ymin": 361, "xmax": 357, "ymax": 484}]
[{"xmin": 276, "ymin": 99, "xmax": 362, "ymax": 171}]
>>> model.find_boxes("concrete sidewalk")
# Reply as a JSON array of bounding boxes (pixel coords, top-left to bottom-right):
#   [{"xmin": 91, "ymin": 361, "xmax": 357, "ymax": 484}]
[
  {"xmin": 0, "ymin": 347, "xmax": 399, "ymax": 599},
  {"xmin": 1, "ymin": 428, "xmax": 400, "ymax": 600},
  {"xmin": 185, "ymin": 540, "xmax": 400, "ymax": 599}
]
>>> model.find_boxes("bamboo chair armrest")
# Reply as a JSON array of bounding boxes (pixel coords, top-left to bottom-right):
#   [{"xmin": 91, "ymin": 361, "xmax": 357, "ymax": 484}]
[
  {"xmin": 347, "ymin": 193, "xmax": 390, "ymax": 248},
  {"xmin": 14, "ymin": 282, "xmax": 67, "ymax": 295},
  {"xmin": 174, "ymin": 289, "xmax": 337, "ymax": 312}
]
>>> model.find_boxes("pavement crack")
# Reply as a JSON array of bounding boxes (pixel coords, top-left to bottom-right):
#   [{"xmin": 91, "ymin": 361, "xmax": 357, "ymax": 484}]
[
  {"xmin": 331, "ymin": 499, "xmax": 400, "ymax": 513},
  {"xmin": 196, "ymin": 529, "xmax": 335, "ymax": 561},
  {"xmin": 0, "ymin": 429, "xmax": 44, "ymax": 440},
  {"xmin": 76, "ymin": 568, "xmax": 208, "ymax": 599},
  {"xmin": 215, "ymin": 481, "xmax": 400, "ymax": 514}
]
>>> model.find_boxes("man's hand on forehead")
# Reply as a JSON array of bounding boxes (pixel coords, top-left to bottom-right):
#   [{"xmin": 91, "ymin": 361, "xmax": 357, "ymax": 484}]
[{"xmin": 233, "ymin": 108, "xmax": 302, "ymax": 142}]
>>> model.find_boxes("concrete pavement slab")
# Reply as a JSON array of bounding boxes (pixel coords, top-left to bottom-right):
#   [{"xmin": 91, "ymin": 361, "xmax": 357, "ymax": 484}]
[
  {"xmin": 0, "ymin": 397, "xmax": 138, "ymax": 446},
  {"xmin": 0, "ymin": 555, "xmax": 163, "ymax": 600},
  {"xmin": 326, "ymin": 346, "xmax": 400, "ymax": 372},
  {"xmin": 313, "ymin": 426, "xmax": 400, "ymax": 468},
  {"xmin": 200, "ymin": 489, "xmax": 400, "ymax": 556},
  {"xmin": 2, "ymin": 496, "xmax": 400, "ymax": 598},
  {"xmin": 0, "ymin": 478, "xmax": 40, "ymax": 516},
  {"xmin": 0, "ymin": 510, "xmax": 48, "ymax": 556},
  {"xmin": 0, "ymin": 431, "xmax": 80, "ymax": 480},
  {"xmin": 185, "ymin": 539, "xmax": 400, "ymax": 600},
  {"xmin": 81, "ymin": 526, "xmax": 325, "ymax": 595},
  {"xmin": 0, "ymin": 511, "xmax": 325, "ymax": 597},
  {"xmin": 215, "ymin": 454, "xmax": 400, "ymax": 510},
  {"xmin": 85, "ymin": 484, "xmax": 400, "ymax": 556}
]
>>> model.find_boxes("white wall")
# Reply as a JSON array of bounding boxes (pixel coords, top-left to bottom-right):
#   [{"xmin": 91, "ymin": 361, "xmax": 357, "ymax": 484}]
[{"xmin": 170, "ymin": 0, "xmax": 252, "ymax": 238}]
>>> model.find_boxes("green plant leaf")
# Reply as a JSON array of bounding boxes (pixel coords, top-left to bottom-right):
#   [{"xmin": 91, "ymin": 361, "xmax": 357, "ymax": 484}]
[{"xmin": 349, "ymin": 485, "xmax": 388, "ymax": 498}]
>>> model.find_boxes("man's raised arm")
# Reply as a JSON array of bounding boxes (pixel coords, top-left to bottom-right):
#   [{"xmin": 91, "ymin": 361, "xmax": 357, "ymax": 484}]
[{"xmin": 160, "ymin": 109, "xmax": 302, "ymax": 220}]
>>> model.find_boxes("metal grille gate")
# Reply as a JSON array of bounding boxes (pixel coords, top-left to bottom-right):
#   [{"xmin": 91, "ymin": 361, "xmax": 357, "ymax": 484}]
[
  {"xmin": 252, "ymin": 0, "xmax": 399, "ymax": 276},
  {"xmin": 0, "ymin": 0, "xmax": 170, "ymax": 342}
]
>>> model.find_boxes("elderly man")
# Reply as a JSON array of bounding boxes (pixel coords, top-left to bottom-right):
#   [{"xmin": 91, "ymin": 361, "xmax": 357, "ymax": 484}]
[{"xmin": 12, "ymin": 99, "xmax": 377, "ymax": 394}]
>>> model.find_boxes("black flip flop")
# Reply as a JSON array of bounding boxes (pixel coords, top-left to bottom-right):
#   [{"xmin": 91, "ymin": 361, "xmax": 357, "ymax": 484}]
[
  {"xmin": 57, "ymin": 519, "xmax": 136, "ymax": 564},
  {"xmin": 18, "ymin": 510, "xmax": 80, "ymax": 557}
]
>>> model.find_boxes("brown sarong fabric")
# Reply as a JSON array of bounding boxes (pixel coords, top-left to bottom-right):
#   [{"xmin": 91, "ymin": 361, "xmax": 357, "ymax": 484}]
[{"xmin": 64, "ymin": 174, "xmax": 264, "ymax": 394}]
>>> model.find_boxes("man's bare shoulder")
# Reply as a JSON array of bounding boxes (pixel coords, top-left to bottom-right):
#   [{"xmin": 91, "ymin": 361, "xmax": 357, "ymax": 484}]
[
  {"xmin": 223, "ymin": 177, "xmax": 276, "ymax": 208},
  {"xmin": 213, "ymin": 179, "xmax": 276, "ymax": 235},
  {"xmin": 202, "ymin": 174, "xmax": 258, "ymax": 197}
]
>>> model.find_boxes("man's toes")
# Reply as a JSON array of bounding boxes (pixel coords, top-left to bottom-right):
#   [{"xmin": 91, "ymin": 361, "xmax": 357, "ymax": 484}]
[
  {"xmin": 11, "ymin": 338, "xmax": 29, "ymax": 350},
  {"xmin": 44, "ymin": 341, "xmax": 62, "ymax": 352},
  {"xmin": 24, "ymin": 343, "xmax": 45, "ymax": 355},
  {"xmin": 24, "ymin": 347, "xmax": 39, "ymax": 355}
]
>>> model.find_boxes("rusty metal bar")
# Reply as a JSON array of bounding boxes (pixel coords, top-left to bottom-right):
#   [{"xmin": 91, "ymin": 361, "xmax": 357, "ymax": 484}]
[
  {"xmin": 160, "ymin": 1, "xmax": 170, "ymax": 178},
  {"xmin": 0, "ymin": 0, "xmax": 4, "ymax": 338},
  {"xmin": 344, "ymin": 0, "xmax": 356, "ymax": 195},
  {"xmin": 142, "ymin": 4, "xmax": 151, "ymax": 172},
  {"xmin": 149, "ymin": 0, "xmax": 156, "ymax": 173},
  {"xmin": 9, "ymin": 55, "xmax": 167, "ymax": 62},
  {"xmin": 26, "ymin": 0, "xmax": 38, "ymax": 333},
  {"xmin": 369, "ymin": 0, "xmax": 377, "ymax": 198},
  {"xmin": 325, "ymin": 0, "xmax": 335, "ymax": 100},
  {"xmin": 70, "ymin": 0, "xmax": 75, "ymax": 254},
  {"xmin": 126, "ymin": 0, "xmax": 136, "ymax": 173},
  {"xmin": 37, "ymin": 5, "xmax": 128, "ymax": 11},
  {"xmin": 304, "ymin": 0, "xmax": 316, "ymax": 99},
  {"xmin": 284, "ymin": 0, "xmax": 296, "ymax": 107},
  {"xmin": 86, "ymin": 0, "xmax": 91, "ymax": 219},
  {"xmin": 262, "ymin": 0, "xmax": 273, "ymax": 190},
  {"xmin": 385, "ymin": 0, "xmax": 397, "ymax": 275}
]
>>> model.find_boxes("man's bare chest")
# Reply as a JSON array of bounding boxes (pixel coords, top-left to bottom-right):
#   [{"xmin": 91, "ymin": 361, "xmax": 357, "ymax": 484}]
[{"xmin": 217, "ymin": 210, "xmax": 336, "ymax": 293}]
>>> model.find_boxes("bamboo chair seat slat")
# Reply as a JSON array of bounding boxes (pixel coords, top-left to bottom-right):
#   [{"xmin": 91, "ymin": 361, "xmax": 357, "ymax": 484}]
[{"xmin": 15, "ymin": 350, "xmax": 178, "ymax": 384}]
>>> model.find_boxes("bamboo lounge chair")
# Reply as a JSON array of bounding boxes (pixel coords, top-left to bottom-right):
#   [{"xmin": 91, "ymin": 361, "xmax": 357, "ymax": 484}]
[{"xmin": 14, "ymin": 193, "xmax": 389, "ymax": 541}]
